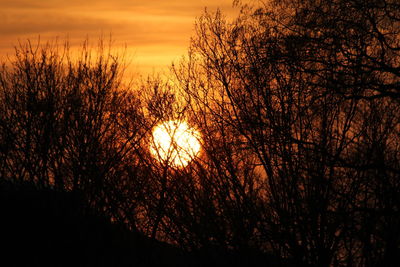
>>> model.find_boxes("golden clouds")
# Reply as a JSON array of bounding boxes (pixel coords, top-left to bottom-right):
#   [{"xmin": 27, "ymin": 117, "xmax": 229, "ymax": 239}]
[{"xmin": 0, "ymin": 0, "xmax": 235, "ymax": 75}]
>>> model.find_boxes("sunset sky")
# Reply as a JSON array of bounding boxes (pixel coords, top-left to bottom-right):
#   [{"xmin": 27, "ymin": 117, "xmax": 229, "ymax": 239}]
[{"xmin": 0, "ymin": 0, "xmax": 236, "ymax": 76}]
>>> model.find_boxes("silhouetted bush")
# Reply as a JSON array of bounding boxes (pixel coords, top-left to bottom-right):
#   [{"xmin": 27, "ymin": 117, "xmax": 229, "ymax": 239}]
[{"xmin": 0, "ymin": 40, "xmax": 151, "ymax": 233}]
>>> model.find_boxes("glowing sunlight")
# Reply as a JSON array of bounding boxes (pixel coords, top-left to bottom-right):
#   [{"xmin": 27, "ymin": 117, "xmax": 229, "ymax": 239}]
[{"xmin": 150, "ymin": 120, "xmax": 201, "ymax": 167}]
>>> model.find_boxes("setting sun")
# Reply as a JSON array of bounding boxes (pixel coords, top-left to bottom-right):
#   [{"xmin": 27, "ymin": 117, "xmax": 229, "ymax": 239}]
[{"xmin": 150, "ymin": 120, "xmax": 201, "ymax": 167}]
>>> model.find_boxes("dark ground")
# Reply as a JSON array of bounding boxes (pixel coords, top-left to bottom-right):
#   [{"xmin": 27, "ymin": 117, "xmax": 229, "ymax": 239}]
[{"xmin": 0, "ymin": 180, "xmax": 280, "ymax": 267}]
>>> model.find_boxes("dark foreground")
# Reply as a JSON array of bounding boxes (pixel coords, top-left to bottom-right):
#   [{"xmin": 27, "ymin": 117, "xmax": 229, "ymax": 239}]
[{"xmin": 0, "ymin": 180, "xmax": 282, "ymax": 267}]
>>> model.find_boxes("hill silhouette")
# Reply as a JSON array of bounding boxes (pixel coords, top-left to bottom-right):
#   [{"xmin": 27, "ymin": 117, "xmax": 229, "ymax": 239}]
[
  {"xmin": 0, "ymin": 180, "xmax": 280, "ymax": 267},
  {"xmin": 0, "ymin": 180, "xmax": 197, "ymax": 267}
]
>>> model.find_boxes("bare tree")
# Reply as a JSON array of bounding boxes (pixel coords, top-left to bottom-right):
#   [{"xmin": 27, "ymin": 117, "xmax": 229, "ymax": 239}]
[
  {"xmin": 169, "ymin": 1, "xmax": 400, "ymax": 265},
  {"xmin": 1, "ymin": 1, "xmax": 399, "ymax": 265},
  {"xmin": 0, "ymin": 39, "xmax": 150, "ymax": 233}
]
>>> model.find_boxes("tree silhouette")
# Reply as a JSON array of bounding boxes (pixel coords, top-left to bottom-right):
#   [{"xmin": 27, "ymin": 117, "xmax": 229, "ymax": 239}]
[
  {"xmin": 0, "ymin": 40, "xmax": 151, "ymax": 233},
  {"xmin": 0, "ymin": 1, "xmax": 399, "ymax": 266},
  {"xmin": 170, "ymin": 0, "xmax": 400, "ymax": 265}
]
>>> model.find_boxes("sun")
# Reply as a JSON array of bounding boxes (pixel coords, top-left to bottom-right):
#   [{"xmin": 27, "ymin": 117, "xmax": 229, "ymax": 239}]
[{"xmin": 150, "ymin": 120, "xmax": 202, "ymax": 167}]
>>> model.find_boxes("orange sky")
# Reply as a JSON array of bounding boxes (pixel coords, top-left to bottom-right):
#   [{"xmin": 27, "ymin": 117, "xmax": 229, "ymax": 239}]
[{"xmin": 0, "ymin": 0, "xmax": 237, "ymax": 76}]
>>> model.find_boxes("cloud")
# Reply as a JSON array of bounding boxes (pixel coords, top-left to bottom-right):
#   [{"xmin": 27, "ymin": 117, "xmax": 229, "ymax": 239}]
[
  {"xmin": 0, "ymin": 12, "xmax": 116, "ymax": 36},
  {"xmin": 0, "ymin": 0, "xmax": 236, "ymax": 74}
]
